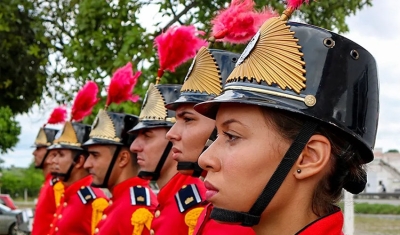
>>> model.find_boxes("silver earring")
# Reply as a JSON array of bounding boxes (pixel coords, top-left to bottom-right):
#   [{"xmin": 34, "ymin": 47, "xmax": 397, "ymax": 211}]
[{"xmin": 297, "ymin": 169, "xmax": 301, "ymax": 173}]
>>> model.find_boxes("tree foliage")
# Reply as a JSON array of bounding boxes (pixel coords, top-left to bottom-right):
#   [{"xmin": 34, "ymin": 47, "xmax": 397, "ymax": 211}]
[
  {"xmin": 0, "ymin": 163, "xmax": 44, "ymax": 198},
  {"xmin": 0, "ymin": 107, "xmax": 21, "ymax": 154},
  {"xmin": 0, "ymin": 0, "xmax": 50, "ymax": 114}
]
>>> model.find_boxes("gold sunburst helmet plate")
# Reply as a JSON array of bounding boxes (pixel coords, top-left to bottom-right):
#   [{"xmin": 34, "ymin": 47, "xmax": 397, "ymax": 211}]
[
  {"xmin": 89, "ymin": 109, "xmax": 121, "ymax": 142},
  {"xmin": 228, "ymin": 16, "xmax": 306, "ymax": 94},
  {"xmin": 53, "ymin": 122, "xmax": 81, "ymax": 147},
  {"xmin": 34, "ymin": 128, "xmax": 50, "ymax": 146},
  {"xmin": 181, "ymin": 46, "xmax": 222, "ymax": 96},
  {"xmin": 139, "ymin": 83, "xmax": 168, "ymax": 121}
]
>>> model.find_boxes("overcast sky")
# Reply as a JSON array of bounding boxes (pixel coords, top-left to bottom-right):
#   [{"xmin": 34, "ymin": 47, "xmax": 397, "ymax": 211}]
[{"xmin": 1, "ymin": 1, "xmax": 399, "ymax": 168}]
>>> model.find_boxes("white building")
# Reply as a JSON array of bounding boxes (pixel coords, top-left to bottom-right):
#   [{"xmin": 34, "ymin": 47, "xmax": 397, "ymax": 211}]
[{"xmin": 365, "ymin": 148, "xmax": 400, "ymax": 193}]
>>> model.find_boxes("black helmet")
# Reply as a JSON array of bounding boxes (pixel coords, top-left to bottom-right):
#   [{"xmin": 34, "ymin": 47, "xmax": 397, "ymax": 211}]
[
  {"xmin": 165, "ymin": 47, "xmax": 240, "ymax": 110},
  {"xmin": 129, "ymin": 84, "xmax": 182, "ymax": 133},
  {"xmin": 48, "ymin": 122, "xmax": 91, "ymax": 151},
  {"xmin": 196, "ymin": 21, "xmax": 379, "ymax": 164},
  {"xmin": 129, "ymin": 83, "xmax": 182, "ymax": 181},
  {"xmin": 194, "ymin": 18, "xmax": 379, "ymax": 226},
  {"xmin": 83, "ymin": 110, "xmax": 139, "ymax": 147},
  {"xmin": 33, "ymin": 127, "xmax": 59, "ymax": 148}
]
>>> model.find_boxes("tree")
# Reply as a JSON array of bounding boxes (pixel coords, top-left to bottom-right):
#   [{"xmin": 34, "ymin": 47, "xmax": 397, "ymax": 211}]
[
  {"xmin": 386, "ymin": 149, "xmax": 399, "ymax": 153},
  {"xmin": 0, "ymin": 0, "xmax": 51, "ymax": 114},
  {"xmin": 37, "ymin": 0, "xmax": 372, "ymax": 108},
  {"xmin": 0, "ymin": 107, "xmax": 21, "ymax": 154}
]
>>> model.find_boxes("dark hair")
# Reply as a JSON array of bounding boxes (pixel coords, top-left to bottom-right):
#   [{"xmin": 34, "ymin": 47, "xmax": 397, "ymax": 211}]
[{"xmin": 262, "ymin": 107, "xmax": 366, "ymax": 216}]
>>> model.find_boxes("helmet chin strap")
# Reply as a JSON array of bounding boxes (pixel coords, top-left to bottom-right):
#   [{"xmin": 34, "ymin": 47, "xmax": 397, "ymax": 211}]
[
  {"xmin": 56, "ymin": 151, "xmax": 84, "ymax": 182},
  {"xmin": 177, "ymin": 128, "xmax": 217, "ymax": 177},
  {"xmin": 91, "ymin": 145, "xmax": 122, "ymax": 188},
  {"xmin": 36, "ymin": 150, "xmax": 50, "ymax": 169},
  {"xmin": 138, "ymin": 142, "xmax": 173, "ymax": 181},
  {"xmin": 210, "ymin": 121, "xmax": 318, "ymax": 226}
]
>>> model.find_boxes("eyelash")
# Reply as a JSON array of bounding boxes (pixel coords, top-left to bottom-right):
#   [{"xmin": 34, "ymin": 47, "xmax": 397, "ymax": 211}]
[
  {"xmin": 222, "ymin": 131, "xmax": 239, "ymax": 143},
  {"xmin": 184, "ymin": 117, "xmax": 194, "ymax": 123}
]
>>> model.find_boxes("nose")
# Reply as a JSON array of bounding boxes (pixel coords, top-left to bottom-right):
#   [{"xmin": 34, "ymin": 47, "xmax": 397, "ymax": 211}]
[
  {"xmin": 84, "ymin": 155, "xmax": 92, "ymax": 169},
  {"xmin": 166, "ymin": 123, "xmax": 181, "ymax": 142},
  {"xmin": 198, "ymin": 137, "xmax": 221, "ymax": 172},
  {"xmin": 130, "ymin": 138, "xmax": 143, "ymax": 153}
]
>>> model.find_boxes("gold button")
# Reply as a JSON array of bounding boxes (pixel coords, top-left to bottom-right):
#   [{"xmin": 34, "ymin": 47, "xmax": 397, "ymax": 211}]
[
  {"xmin": 109, "ymin": 200, "xmax": 113, "ymax": 205},
  {"xmin": 50, "ymin": 224, "xmax": 53, "ymax": 227},
  {"xmin": 63, "ymin": 202, "xmax": 67, "ymax": 207},
  {"xmin": 55, "ymin": 227, "xmax": 58, "ymax": 231},
  {"xmin": 155, "ymin": 210, "xmax": 160, "ymax": 218},
  {"xmin": 58, "ymin": 214, "xmax": 62, "ymax": 219},
  {"xmin": 102, "ymin": 214, "xmax": 107, "ymax": 220},
  {"xmin": 53, "ymin": 213, "xmax": 57, "ymax": 217},
  {"xmin": 150, "ymin": 229, "xmax": 155, "ymax": 235},
  {"xmin": 94, "ymin": 228, "xmax": 99, "ymax": 234}
]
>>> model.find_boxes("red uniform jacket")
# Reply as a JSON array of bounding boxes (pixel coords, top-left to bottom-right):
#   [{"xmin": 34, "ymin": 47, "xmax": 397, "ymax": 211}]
[
  {"xmin": 48, "ymin": 175, "xmax": 108, "ymax": 235},
  {"xmin": 95, "ymin": 177, "xmax": 158, "ymax": 235},
  {"xmin": 151, "ymin": 173, "xmax": 206, "ymax": 235},
  {"xmin": 32, "ymin": 174, "xmax": 64, "ymax": 235},
  {"xmin": 297, "ymin": 208, "xmax": 344, "ymax": 235},
  {"xmin": 194, "ymin": 203, "xmax": 256, "ymax": 235}
]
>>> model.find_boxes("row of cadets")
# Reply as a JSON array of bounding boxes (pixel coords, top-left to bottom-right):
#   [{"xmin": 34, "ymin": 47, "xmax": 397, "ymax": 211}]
[
  {"xmin": 164, "ymin": 1, "xmax": 276, "ymax": 234},
  {"xmin": 31, "ymin": 107, "xmax": 66, "ymax": 235},
  {"xmin": 83, "ymin": 63, "xmax": 158, "ymax": 235},
  {"xmin": 128, "ymin": 25, "xmax": 207, "ymax": 235},
  {"xmin": 47, "ymin": 81, "xmax": 108, "ymax": 235}
]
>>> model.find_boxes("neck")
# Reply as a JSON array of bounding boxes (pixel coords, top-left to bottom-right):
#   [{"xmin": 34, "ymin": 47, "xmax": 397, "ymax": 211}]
[
  {"xmin": 156, "ymin": 163, "xmax": 178, "ymax": 189},
  {"xmin": 42, "ymin": 165, "xmax": 51, "ymax": 178},
  {"xmin": 112, "ymin": 165, "xmax": 139, "ymax": 190},
  {"xmin": 253, "ymin": 185, "xmax": 319, "ymax": 235},
  {"xmin": 64, "ymin": 169, "xmax": 89, "ymax": 187}
]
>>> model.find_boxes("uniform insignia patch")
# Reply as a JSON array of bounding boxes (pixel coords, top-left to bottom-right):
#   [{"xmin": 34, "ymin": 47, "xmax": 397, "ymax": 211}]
[
  {"xmin": 50, "ymin": 177, "xmax": 59, "ymax": 186},
  {"xmin": 130, "ymin": 186, "xmax": 151, "ymax": 206},
  {"xmin": 175, "ymin": 184, "xmax": 202, "ymax": 213},
  {"xmin": 77, "ymin": 186, "xmax": 97, "ymax": 205}
]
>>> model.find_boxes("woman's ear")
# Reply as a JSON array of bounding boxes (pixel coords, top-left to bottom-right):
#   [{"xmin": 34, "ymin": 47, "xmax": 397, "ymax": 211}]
[{"xmin": 293, "ymin": 134, "xmax": 331, "ymax": 180}]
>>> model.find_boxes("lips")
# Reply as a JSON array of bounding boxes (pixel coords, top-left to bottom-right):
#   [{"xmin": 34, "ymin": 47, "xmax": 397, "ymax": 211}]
[
  {"xmin": 171, "ymin": 147, "xmax": 182, "ymax": 161},
  {"xmin": 204, "ymin": 181, "xmax": 219, "ymax": 201},
  {"xmin": 137, "ymin": 156, "xmax": 145, "ymax": 166}
]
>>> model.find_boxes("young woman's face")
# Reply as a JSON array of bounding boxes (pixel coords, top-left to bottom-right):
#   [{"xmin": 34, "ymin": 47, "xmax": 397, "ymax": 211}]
[
  {"xmin": 166, "ymin": 104, "xmax": 215, "ymax": 173},
  {"xmin": 198, "ymin": 103, "xmax": 290, "ymax": 212}
]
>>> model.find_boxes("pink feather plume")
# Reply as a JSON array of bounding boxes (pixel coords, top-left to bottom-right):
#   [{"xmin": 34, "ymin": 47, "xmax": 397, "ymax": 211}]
[
  {"xmin": 46, "ymin": 106, "xmax": 67, "ymax": 125},
  {"xmin": 287, "ymin": 0, "xmax": 310, "ymax": 9},
  {"xmin": 154, "ymin": 25, "xmax": 207, "ymax": 75},
  {"xmin": 106, "ymin": 62, "xmax": 141, "ymax": 107},
  {"xmin": 71, "ymin": 81, "xmax": 100, "ymax": 122},
  {"xmin": 211, "ymin": 0, "xmax": 277, "ymax": 44}
]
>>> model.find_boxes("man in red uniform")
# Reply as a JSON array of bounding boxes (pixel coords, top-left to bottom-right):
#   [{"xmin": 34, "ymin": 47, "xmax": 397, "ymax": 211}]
[
  {"xmin": 130, "ymin": 83, "xmax": 206, "ymax": 235},
  {"xmin": 47, "ymin": 121, "xmax": 108, "ymax": 235},
  {"xmin": 31, "ymin": 127, "xmax": 64, "ymax": 235},
  {"xmin": 83, "ymin": 108, "xmax": 158, "ymax": 235}
]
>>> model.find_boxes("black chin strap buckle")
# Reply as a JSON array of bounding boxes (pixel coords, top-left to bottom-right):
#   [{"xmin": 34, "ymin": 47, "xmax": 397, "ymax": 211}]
[
  {"xmin": 138, "ymin": 171, "xmax": 159, "ymax": 180},
  {"xmin": 210, "ymin": 207, "xmax": 260, "ymax": 226}
]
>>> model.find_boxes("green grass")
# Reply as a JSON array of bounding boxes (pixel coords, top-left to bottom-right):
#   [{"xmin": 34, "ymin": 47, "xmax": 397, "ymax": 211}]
[{"xmin": 339, "ymin": 202, "xmax": 400, "ymax": 215}]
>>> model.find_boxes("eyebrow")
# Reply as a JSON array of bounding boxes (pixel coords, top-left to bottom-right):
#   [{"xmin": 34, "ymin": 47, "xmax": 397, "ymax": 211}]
[
  {"xmin": 88, "ymin": 150, "xmax": 100, "ymax": 155},
  {"xmin": 176, "ymin": 110, "xmax": 195, "ymax": 118},
  {"xmin": 221, "ymin": 119, "xmax": 249, "ymax": 128}
]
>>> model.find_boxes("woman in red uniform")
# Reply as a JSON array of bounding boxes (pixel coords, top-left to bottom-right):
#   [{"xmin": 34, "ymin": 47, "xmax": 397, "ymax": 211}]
[{"xmin": 194, "ymin": 3, "xmax": 379, "ymax": 235}]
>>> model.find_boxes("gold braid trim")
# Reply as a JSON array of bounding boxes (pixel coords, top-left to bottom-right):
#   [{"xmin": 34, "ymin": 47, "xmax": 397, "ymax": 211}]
[
  {"xmin": 185, "ymin": 207, "xmax": 205, "ymax": 235},
  {"xmin": 53, "ymin": 181, "xmax": 64, "ymax": 207},
  {"xmin": 131, "ymin": 208, "xmax": 154, "ymax": 235},
  {"xmin": 91, "ymin": 198, "xmax": 109, "ymax": 235}
]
